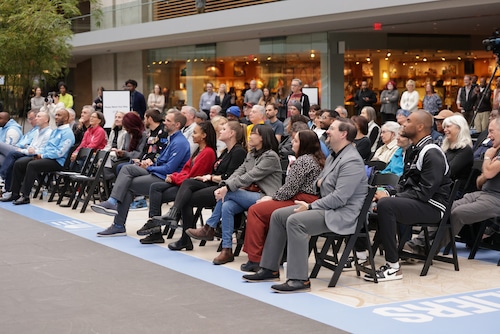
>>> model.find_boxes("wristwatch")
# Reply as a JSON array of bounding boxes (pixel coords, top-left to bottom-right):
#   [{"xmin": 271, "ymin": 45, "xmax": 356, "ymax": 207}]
[{"xmin": 308, "ymin": 204, "xmax": 312, "ymax": 210}]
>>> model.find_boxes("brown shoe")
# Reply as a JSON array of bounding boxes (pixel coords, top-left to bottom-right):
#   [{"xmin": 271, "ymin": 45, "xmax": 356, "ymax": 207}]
[
  {"xmin": 185, "ymin": 224, "xmax": 215, "ymax": 241},
  {"xmin": 213, "ymin": 248, "xmax": 234, "ymax": 265}
]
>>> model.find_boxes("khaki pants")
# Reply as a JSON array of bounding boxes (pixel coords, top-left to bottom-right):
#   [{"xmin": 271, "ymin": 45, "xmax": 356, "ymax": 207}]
[{"xmin": 474, "ymin": 111, "xmax": 490, "ymax": 133}]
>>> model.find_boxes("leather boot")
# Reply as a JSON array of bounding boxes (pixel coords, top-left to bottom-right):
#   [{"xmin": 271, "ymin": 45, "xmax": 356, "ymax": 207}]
[
  {"xmin": 213, "ymin": 248, "xmax": 234, "ymax": 265},
  {"xmin": 168, "ymin": 233, "xmax": 194, "ymax": 251},
  {"xmin": 186, "ymin": 224, "xmax": 215, "ymax": 241}
]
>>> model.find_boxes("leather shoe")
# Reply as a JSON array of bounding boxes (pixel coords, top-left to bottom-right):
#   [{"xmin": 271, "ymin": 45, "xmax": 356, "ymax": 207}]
[
  {"xmin": 186, "ymin": 224, "xmax": 215, "ymax": 241},
  {"xmin": 136, "ymin": 219, "xmax": 161, "ymax": 236},
  {"xmin": 271, "ymin": 279, "xmax": 311, "ymax": 293},
  {"xmin": 213, "ymin": 248, "xmax": 234, "ymax": 265},
  {"xmin": 0, "ymin": 194, "xmax": 19, "ymax": 202},
  {"xmin": 168, "ymin": 235, "xmax": 193, "ymax": 251},
  {"xmin": 13, "ymin": 196, "xmax": 30, "ymax": 205},
  {"xmin": 139, "ymin": 233, "xmax": 165, "ymax": 244},
  {"xmin": 243, "ymin": 268, "xmax": 280, "ymax": 282},
  {"xmin": 240, "ymin": 261, "xmax": 260, "ymax": 272}
]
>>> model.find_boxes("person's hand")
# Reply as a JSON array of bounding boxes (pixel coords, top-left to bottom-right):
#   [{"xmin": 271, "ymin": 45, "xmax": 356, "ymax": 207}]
[
  {"xmin": 70, "ymin": 153, "xmax": 77, "ymax": 162},
  {"xmin": 256, "ymin": 195, "xmax": 272, "ymax": 203},
  {"xmin": 165, "ymin": 175, "xmax": 172, "ymax": 183},
  {"xmin": 293, "ymin": 200, "xmax": 309, "ymax": 213},
  {"xmin": 214, "ymin": 186, "xmax": 228, "ymax": 201},
  {"xmin": 194, "ymin": 174, "xmax": 211, "ymax": 182},
  {"xmin": 484, "ymin": 147, "xmax": 498, "ymax": 161},
  {"xmin": 27, "ymin": 147, "xmax": 36, "ymax": 155},
  {"xmin": 116, "ymin": 150, "xmax": 124, "ymax": 157}
]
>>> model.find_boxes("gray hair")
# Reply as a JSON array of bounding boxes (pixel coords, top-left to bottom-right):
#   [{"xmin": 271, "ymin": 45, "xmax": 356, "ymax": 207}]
[
  {"xmin": 441, "ymin": 115, "xmax": 472, "ymax": 151},
  {"xmin": 381, "ymin": 121, "xmax": 400, "ymax": 136},
  {"xmin": 335, "ymin": 105, "xmax": 348, "ymax": 118}
]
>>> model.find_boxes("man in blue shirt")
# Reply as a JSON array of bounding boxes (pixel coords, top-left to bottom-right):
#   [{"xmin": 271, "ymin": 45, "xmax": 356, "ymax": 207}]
[
  {"xmin": 1, "ymin": 109, "xmax": 75, "ymax": 205},
  {"xmin": 0, "ymin": 110, "xmax": 38, "ymax": 168},
  {"xmin": 92, "ymin": 111, "xmax": 191, "ymax": 237}
]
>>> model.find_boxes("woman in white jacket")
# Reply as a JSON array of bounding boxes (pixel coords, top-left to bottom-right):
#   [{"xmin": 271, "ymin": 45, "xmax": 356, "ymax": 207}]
[{"xmin": 400, "ymin": 79, "xmax": 420, "ymax": 112}]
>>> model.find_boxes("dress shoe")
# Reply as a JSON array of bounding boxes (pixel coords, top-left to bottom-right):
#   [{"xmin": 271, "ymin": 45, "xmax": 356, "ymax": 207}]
[
  {"xmin": 271, "ymin": 279, "xmax": 311, "ymax": 293},
  {"xmin": 139, "ymin": 233, "xmax": 165, "ymax": 244},
  {"xmin": 0, "ymin": 193, "xmax": 19, "ymax": 202},
  {"xmin": 13, "ymin": 196, "xmax": 30, "ymax": 205},
  {"xmin": 243, "ymin": 268, "xmax": 280, "ymax": 282},
  {"xmin": 168, "ymin": 235, "xmax": 193, "ymax": 251},
  {"xmin": 213, "ymin": 248, "xmax": 234, "ymax": 265},
  {"xmin": 186, "ymin": 224, "xmax": 215, "ymax": 241},
  {"xmin": 240, "ymin": 261, "xmax": 260, "ymax": 272}
]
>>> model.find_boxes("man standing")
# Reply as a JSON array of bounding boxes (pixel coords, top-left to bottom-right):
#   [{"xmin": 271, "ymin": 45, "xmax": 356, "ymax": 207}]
[
  {"xmin": 1, "ymin": 109, "xmax": 74, "ymax": 205},
  {"xmin": 125, "ymin": 79, "xmax": 147, "ymax": 119},
  {"xmin": 284, "ymin": 78, "xmax": 310, "ymax": 117},
  {"xmin": 243, "ymin": 118, "xmax": 368, "ymax": 293},
  {"xmin": 244, "ymin": 80, "xmax": 263, "ymax": 106},
  {"xmin": 456, "ymin": 75, "xmax": 475, "ymax": 124},
  {"xmin": 449, "ymin": 116, "xmax": 500, "ymax": 239},
  {"xmin": 92, "ymin": 111, "xmax": 190, "ymax": 236},
  {"xmin": 181, "ymin": 106, "xmax": 198, "ymax": 155},
  {"xmin": 366, "ymin": 110, "xmax": 451, "ymax": 282},
  {"xmin": 199, "ymin": 82, "xmax": 216, "ymax": 116},
  {"xmin": 472, "ymin": 77, "xmax": 492, "ymax": 133},
  {"xmin": 353, "ymin": 81, "xmax": 377, "ymax": 115},
  {"xmin": 266, "ymin": 103, "xmax": 284, "ymax": 142}
]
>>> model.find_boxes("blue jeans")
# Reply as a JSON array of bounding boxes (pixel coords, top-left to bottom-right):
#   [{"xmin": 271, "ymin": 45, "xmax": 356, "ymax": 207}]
[{"xmin": 205, "ymin": 189, "xmax": 261, "ymax": 249}]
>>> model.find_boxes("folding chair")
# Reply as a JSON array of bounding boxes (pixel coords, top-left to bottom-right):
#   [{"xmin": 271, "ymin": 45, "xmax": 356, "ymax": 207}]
[
  {"xmin": 309, "ymin": 186, "xmax": 377, "ymax": 287},
  {"xmin": 398, "ymin": 181, "xmax": 460, "ymax": 276},
  {"xmin": 66, "ymin": 150, "xmax": 110, "ymax": 213},
  {"xmin": 48, "ymin": 148, "xmax": 94, "ymax": 203},
  {"xmin": 216, "ymin": 211, "xmax": 247, "ymax": 257},
  {"xmin": 466, "ymin": 218, "xmax": 500, "ymax": 266}
]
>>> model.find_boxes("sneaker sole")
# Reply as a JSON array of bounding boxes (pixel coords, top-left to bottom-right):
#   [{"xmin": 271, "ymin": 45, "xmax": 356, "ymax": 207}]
[
  {"xmin": 363, "ymin": 274, "xmax": 403, "ymax": 282},
  {"xmin": 91, "ymin": 205, "xmax": 118, "ymax": 216},
  {"xmin": 129, "ymin": 206, "xmax": 148, "ymax": 211},
  {"xmin": 140, "ymin": 238, "xmax": 165, "ymax": 244},
  {"xmin": 243, "ymin": 277, "xmax": 280, "ymax": 283},
  {"xmin": 96, "ymin": 232, "xmax": 127, "ymax": 237},
  {"xmin": 270, "ymin": 287, "xmax": 311, "ymax": 294}
]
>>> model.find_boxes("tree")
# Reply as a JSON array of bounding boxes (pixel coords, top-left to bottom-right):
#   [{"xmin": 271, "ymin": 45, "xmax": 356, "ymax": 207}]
[{"xmin": 0, "ymin": 0, "xmax": 100, "ymax": 115}]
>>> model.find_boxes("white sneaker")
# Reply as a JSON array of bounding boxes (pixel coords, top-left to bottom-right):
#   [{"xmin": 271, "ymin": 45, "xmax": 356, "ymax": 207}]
[
  {"xmin": 364, "ymin": 264, "xmax": 403, "ymax": 282},
  {"xmin": 2, "ymin": 192, "xmax": 12, "ymax": 199}
]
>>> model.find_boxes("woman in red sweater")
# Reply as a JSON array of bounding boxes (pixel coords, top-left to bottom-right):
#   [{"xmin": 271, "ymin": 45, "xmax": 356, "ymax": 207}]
[
  {"xmin": 70, "ymin": 111, "xmax": 108, "ymax": 169},
  {"xmin": 146, "ymin": 121, "xmax": 217, "ymax": 232}
]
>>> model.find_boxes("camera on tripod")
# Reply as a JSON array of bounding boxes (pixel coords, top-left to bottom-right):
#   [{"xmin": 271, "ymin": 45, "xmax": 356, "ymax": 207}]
[{"xmin": 482, "ymin": 29, "xmax": 500, "ymax": 55}]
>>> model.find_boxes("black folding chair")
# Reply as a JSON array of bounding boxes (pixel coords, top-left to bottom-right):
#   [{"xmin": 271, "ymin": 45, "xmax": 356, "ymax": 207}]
[
  {"xmin": 309, "ymin": 186, "xmax": 378, "ymax": 287},
  {"xmin": 398, "ymin": 181, "xmax": 460, "ymax": 276}
]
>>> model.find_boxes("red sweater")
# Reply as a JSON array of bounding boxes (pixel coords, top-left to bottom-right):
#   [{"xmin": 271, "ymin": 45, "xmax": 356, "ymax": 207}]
[
  {"xmin": 75, "ymin": 126, "xmax": 107, "ymax": 153},
  {"xmin": 169, "ymin": 147, "xmax": 217, "ymax": 185}
]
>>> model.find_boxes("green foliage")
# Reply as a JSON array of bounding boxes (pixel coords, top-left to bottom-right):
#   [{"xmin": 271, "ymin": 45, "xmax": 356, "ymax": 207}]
[{"xmin": 0, "ymin": 0, "xmax": 100, "ymax": 115}]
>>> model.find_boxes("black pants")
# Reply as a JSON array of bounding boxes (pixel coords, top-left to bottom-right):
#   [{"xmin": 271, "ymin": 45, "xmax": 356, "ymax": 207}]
[
  {"xmin": 148, "ymin": 182, "xmax": 179, "ymax": 218},
  {"xmin": 377, "ymin": 196, "xmax": 442, "ymax": 263},
  {"xmin": 171, "ymin": 179, "xmax": 218, "ymax": 231},
  {"xmin": 11, "ymin": 157, "xmax": 63, "ymax": 196}
]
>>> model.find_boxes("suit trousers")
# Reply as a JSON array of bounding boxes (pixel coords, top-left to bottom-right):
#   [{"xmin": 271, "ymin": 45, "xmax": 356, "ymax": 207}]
[
  {"xmin": 11, "ymin": 157, "xmax": 63, "ymax": 196},
  {"xmin": 260, "ymin": 206, "xmax": 331, "ymax": 281},
  {"xmin": 244, "ymin": 193, "xmax": 318, "ymax": 263},
  {"xmin": 377, "ymin": 197, "xmax": 442, "ymax": 263}
]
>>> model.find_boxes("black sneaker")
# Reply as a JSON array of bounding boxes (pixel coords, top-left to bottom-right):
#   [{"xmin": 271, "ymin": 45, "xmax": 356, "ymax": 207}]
[
  {"xmin": 136, "ymin": 219, "xmax": 161, "ymax": 236},
  {"xmin": 139, "ymin": 233, "xmax": 165, "ymax": 244},
  {"xmin": 271, "ymin": 279, "xmax": 311, "ymax": 293},
  {"xmin": 343, "ymin": 256, "xmax": 368, "ymax": 272},
  {"xmin": 242, "ymin": 268, "xmax": 279, "ymax": 282},
  {"xmin": 240, "ymin": 261, "xmax": 260, "ymax": 272}
]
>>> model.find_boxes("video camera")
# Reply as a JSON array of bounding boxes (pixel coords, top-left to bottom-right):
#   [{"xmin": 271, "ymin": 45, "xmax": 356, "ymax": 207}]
[{"xmin": 483, "ymin": 29, "xmax": 500, "ymax": 55}]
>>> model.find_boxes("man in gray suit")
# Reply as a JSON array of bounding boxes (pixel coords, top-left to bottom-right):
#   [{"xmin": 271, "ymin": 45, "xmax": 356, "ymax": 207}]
[{"xmin": 243, "ymin": 118, "xmax": 368, "ymax": 293}]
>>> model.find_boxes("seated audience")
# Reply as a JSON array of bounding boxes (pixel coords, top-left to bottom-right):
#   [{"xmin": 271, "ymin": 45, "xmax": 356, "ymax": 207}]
[
  {"xmin": 241, "ymin": 130, "xmax": 325, "ymax": 272},
  {"xmin": 379, "ymin": 129, "xmax": 411, "ymax": 176},
  {"xmin": 136, "ymin": 121, "xmax": 247, "ymax": 246},
  {"xmin": 0, "ymin": 112, "xmax": 22, "ymax": 146},
  {"xmin": 242, "ymin": 118, "xmax": 367, "ymax": 293},
  {"xmin": 266, "ymin": 103, "xmax": 284, "ymax": 142},
  {"xmin": 186, "ymin": 125, "xmax": 282, "ymax": 265},
  {"xmin": 91, "ymin": 111, "xmax": 191, "ymax": 237},
  {"xmin": 0, "ymin": 110, "xmax": 38, "ymax": 167},
  {"xmin": 396, "ymin": 109, "xmax": 410, "ymax": 126},
  {"xmin": 366, "ymin": 110, "xmax": 451, "ymax": 282},
  {"xmin": 70, "ymin": 111, "xmax": 107, "ymax": 169},
  {"xmin": 0, "ymin": 109, "xmax": 75, "ymax": 205}
]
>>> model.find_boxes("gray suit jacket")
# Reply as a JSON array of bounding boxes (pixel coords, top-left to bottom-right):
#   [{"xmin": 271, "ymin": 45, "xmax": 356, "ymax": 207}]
[{"xmin": 310, "ymin": 144, "xmax": 368, "ymax": 235}]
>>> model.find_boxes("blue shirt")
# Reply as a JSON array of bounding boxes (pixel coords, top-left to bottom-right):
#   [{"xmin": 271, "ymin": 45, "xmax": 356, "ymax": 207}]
[
  {"xmin": 40, "ymin": 124, "xmax": 75, "ymax": 166},
  {"xmin": 147, "ymin": 130, "xmax": 190, "ymax": 180},
  {"xmin": 16, "ymin": 126, "xmax": 39, "ymax": 149}
]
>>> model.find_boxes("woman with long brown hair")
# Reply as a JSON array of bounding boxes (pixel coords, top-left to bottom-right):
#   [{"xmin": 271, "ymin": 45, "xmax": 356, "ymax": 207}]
[{"xmin": 240, "ymin": 129, "xmax": 325, "ymax": 272}]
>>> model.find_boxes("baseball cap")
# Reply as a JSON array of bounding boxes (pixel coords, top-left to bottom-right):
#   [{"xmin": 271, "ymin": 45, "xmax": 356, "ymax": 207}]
[{"xmin": 227, "ymin": 106, "xmax": 241, "ymax": 118}]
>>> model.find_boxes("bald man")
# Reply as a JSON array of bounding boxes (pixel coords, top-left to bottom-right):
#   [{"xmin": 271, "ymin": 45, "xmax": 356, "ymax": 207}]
[
  {"xmin": 365, "ymin": 110, "xmax": 452, "ymax": 282},
  {"xmin": 1, "ymin": 109, "xmax": 75, "ymax": 205}
]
